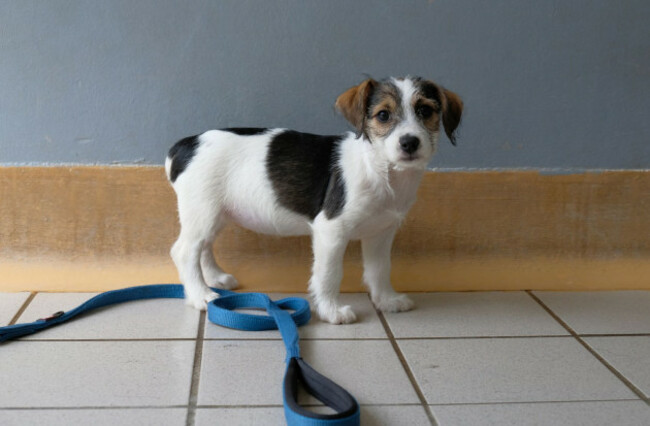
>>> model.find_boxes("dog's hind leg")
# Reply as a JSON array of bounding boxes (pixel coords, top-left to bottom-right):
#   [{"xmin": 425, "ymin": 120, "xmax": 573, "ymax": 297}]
[
  {"xmin": 361, "ymin": 225, "xmax": 414, "ymax": 313},
  {"xmin": 200, "ymin": 227, "xmax": 239, "ymax": 290},
  {"xmin": 171, "ymin": 196, "xmax": 223, "ymax": 310}
]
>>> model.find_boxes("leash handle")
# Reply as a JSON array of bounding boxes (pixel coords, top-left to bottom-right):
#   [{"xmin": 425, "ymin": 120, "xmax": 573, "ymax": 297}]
[
  {"xmin": 208, "ymin": 293, "xmax": 359, "ymax": 424},
  {"xmin": 283, "ymin": 358, "xmax": 361, "ymax": 425}
]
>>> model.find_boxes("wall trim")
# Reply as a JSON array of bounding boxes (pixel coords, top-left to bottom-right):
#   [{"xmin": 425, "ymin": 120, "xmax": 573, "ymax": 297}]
[{"xmin": 1, "ymin": 166, "xmax": 648, "ymax": 292}]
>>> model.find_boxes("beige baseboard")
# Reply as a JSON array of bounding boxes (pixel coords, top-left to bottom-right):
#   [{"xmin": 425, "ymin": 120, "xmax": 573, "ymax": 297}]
[
  {"xmin": 1, "ymin": 166, "xmax": 649, "ymax": 292},
  {"xmin": 1, "ymin": 256, "xmax": 649, "ymax": 293}
]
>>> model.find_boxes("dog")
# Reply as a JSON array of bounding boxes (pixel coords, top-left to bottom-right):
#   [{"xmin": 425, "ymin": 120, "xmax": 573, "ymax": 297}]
[{"xmin": 165, "ymin": 76, "xmax": 463, "ymax": 324}]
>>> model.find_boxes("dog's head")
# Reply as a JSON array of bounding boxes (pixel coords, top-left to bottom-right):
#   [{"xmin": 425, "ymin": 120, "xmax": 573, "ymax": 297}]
[{"xmin": 335, "ymin": 76, "xmax": 463, "ymax": 170}]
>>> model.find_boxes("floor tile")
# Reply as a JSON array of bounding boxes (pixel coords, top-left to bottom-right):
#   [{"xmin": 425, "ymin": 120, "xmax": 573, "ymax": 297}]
[
  {"xmin": 431, "ymin": 401, "xmax": 649, "ymax": 426},
  {"xmin": 198, "ymin": 340, "xmax": 418, "ymax": 406},
  {"xmin": 17, "ymin": 292, "xmax": 200, "ymax": 339},
  {"xmin": 196, "ymin": 405, "xmax": 430, "ymax": 426},
  {"xmin": 399, "ymin": 337, "xmax": 636, "ymax": 404},
  {"xmin": 0, "ymin": 341, "xmax": 194, "ymax": 407},
  {"xmin": 198, "ymin": 340, "xmax": 289, "ymax": 406},
  {"xmin": 0, "ymin": 408, "xmax": 187, "ymax": 426},
  {"xmin": 196, "ymin": 407, "xmax": 286, "ymax": 426},
  {"xmin": 533, "ymin": 291, "xmax": 650, "ymax": 334},
  {"xmin": 586, "ymin": 336, "xmax": 650, "ymax": 397},
  {"xmin": 359, "ymin": 405, "xmax": 431, "ymax": 426},
  {"xmin": 204, "ymin": 293, "xmax": 387, "ymax": 340},
  {"xmin": 384, "ymin": 292, "xmax": 567, "ymax": 338},
  {"xmin": 0, "ymin": 292, "xmax": 30, "ymax": 326}
]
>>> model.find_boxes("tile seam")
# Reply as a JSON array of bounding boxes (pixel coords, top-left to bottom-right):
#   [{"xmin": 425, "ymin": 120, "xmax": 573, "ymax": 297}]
[
  {"xmin": 0, "ymin": 406, "xmax": 189, "ymax": 410},
  {"xmin": 23, "ymin": 334, "xmax": 627, "ymax": 342},
  {"xmin": 19, "ymin": 338, "xmax": 197, "ymax": 342},
  {"xmin": 204, "ymin": 337, "xmax": 389, "ymax": 341},
  {"xmin": 579, "ymin": 333, "xmax": 650, "ymax": 338},
  {"xmin": 8, "ymin": 292, "xmax": 37, "ymax": 325},
  {"xmin": 427, "ymin": 398, "xmax": 643, "ymax": 407},
  {"xmin": 194, "ymin": 403, "xmax": 425, "ymax": 408},
  {"xmin": 185, "ymin": 310, "xmax": 206, "ymax": 426},
  {"xmin": 0, "ymin": 400, "xmax": 641, "ymax": 411},
  {"xmin": 373, "ymin": 295, "xmax": 438, "ymax": 426},
  {"xmin": 394, "ymin": 335, "xmax": 573, "ymax": 340},
  {"xmin": 0, "ymin": 403, "xmax": 426, "ymax": 410},
  {"xmin": 526, "ymin": 291, "xmax": 649, "ymax": 405}
]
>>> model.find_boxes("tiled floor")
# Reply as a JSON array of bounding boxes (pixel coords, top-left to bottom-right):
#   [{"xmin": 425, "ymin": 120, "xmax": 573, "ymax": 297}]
[{"xmin": 1, "ymin": 291, "xmax": 648, "ymax": 425}]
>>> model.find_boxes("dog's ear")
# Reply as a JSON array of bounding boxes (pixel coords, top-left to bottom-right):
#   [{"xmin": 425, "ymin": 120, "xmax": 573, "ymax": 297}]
[
  {"xmin": 441, "ymin": 88, "xmax": 463, "ymax": 146},
  {"xmin": 335, "ymin": 79, "xmax": 376, "ymax": 133}
]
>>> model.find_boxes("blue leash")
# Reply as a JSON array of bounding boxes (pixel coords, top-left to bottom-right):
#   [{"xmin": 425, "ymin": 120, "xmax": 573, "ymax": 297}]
[{"xmin": 0, "ymin": 285, "xmax": 361, "ymax": 426}]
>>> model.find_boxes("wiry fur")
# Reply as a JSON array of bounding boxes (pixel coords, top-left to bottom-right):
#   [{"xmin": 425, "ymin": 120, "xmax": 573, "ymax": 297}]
[{"xmin": 166, "ymin": 76, "xmax": 463, "ymax": 324}]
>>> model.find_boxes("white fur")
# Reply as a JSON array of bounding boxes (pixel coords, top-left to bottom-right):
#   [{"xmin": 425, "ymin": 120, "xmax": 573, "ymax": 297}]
[
  {"xmin": 385, "ymin": 77, "xmax": 438, "ymax": 170},
  {"xmin": 168, "ymin": 77, "xmax": 441, "ymax": 323}
]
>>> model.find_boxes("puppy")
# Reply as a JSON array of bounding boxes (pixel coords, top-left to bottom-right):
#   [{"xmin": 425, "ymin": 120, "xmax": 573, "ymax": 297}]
[{"xmin": 166, "ymin": 76, "xmax": 462, "ymax": 324}]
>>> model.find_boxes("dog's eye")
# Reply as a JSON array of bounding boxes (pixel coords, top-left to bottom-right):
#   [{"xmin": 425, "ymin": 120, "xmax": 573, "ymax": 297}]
[
  {"xmin": 376, "ymin": 110, "xmax": 390, "ymax": 123},
  {"xmin": 416, "ymin": 105, "xmax": 434, "ymax": 119}
]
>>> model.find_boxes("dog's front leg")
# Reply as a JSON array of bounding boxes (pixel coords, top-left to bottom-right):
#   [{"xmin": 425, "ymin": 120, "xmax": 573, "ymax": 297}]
[
  {"xmin": 362, "ymin": 225, "xmax": 414, "ymax": 313},
  {"xmin": 309, "ymin": 220, "xmax": 356, "ymax": 324}
]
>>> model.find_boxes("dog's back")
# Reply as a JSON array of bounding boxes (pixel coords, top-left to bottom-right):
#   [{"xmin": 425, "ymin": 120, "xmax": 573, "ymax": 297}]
[{"xmin": 166, "ymin": 128, "xmax": 326, "ymax": 236}]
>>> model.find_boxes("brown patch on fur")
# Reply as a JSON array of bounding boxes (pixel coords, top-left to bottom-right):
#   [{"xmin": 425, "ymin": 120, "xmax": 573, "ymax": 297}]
[
  {"xmin": 413, "ymin": 78, "xmax": 465, "ymax": 143},
  {"xmin": 335, "ymin": 79, "xmax": 376, "ymax": 133},
  {"xmin": 441, "ymin": 88, "xmax": 463, "ymax": 145},
  {"xmin": 411, "ymin": 95, "xmax": 441, "ymax": 133},
  {"xmin": 366, "ymin": 98, "xmax": 397, "ymax": 139},
  {"xmin": 364, "ymin": 82, "xmax": 403, "ymax": 140}
]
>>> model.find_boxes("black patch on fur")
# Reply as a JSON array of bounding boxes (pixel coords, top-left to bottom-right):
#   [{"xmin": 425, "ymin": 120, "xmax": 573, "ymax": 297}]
[
  {"xmin": 323, "ymin": 167, "xmax": 346, "ymax": 219},
  {"xmin": 413, "ymin": 77, "xmax": 442, "ymax": 108},
  {"xmin": 221, "ymin": 127, "xmax": 268, "ymax": 136},
  {"xmin": 167, "ymin": 135, "xmax": 199, "ymax": 183},
  {"xmin": 266, "ymin": 130, "xmax": 346, "ymax": 220}
]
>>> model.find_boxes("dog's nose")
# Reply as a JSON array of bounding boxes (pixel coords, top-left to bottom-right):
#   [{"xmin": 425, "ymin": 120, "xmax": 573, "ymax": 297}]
[{"xmin": 399, "ymin": 135, "xmax": 420, "ymax": 154}]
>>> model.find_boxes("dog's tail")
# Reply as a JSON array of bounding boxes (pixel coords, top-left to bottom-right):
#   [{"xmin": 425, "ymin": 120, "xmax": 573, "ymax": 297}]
[
  {"xmin": 165, "ymin": 135, "xmax": 200, "ymax": 183},
  {"xmin": 164, "ymin": 155, "xmax": 173, "ymax": 182}
]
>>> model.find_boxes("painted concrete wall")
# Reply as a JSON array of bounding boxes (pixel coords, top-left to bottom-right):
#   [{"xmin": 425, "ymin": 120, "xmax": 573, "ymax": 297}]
[{"xmin": 1, "ymin": 0, "xmax": 648, "ymax": 168}]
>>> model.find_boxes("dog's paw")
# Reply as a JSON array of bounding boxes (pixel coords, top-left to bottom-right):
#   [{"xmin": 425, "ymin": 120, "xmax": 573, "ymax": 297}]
[
  {"xmin": 204, "ymin": 269, "xmax": 239, "ymax": 290},
  {"xmin": 212, "ymin": 273, "xmax": 239, "ymax": 290},
  {"xmin": 185, "ymin": 288, "xmax": 220, "ymax": 311},
  {"xmin": 373, "ymin": 293, "xmax": 414, "ymax": 313},
  {"xmin": 317, "ymin": 303, "xmax": 357, "ymax": 325}
]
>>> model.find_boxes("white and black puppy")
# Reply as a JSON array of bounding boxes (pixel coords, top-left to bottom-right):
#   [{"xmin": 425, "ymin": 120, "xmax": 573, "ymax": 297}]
[{"xmin": 165, "ymin": 76, "xmax": 463, "ymax": 324}]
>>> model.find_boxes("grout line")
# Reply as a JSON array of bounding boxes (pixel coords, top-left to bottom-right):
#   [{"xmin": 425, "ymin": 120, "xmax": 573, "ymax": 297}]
[
  {"xmin": 18, "ymin": 337, "xmax": 387, "ymax": 342},
  {"xmin": 0, "ymin": 403, "xmax": 425, "ymax": 411},
  {"xmin": 1, "ymin": 400, "xmax": 641, "ymax": 411},
  {"xmin": 428, "ymin": 398, "xmax": 643, "ymax": 407},
  {"xmin": 15, "ymin": 333, "xmax": 650, "ymax": 343},
  {"xmin": 526, "ymin": 291, "xmax": 649, "ymax": 405},
  {"xmin": 373, "ymin": 298, "xmax": 438, "ymax": 426},
  {"xmin": 20, "ymin": 338, "xmax": 197, "ymax": 342},
  {"xmin": 395, "ymin": 335, "xmax": 574, "ymax": 340},
  {"xmin": 204, "ymin": 337, "xmax": 389, "ymax": 341},
  {"xmin": 20, "ymin": 334, "xmax": 616, "ymax": 343},
  {"xmin": 0, "ymin": 405, "xmax": 189, "ymax": 410},
  {"xmin": 186, "ymin": 311, "xmax": 206, "ymax": 426},
  {"xmin": 579, "ymin": 333, "xmax": 650, "ymax": 338},
  {"xmin": 8, "ymin": 292, "xmax": 37, "ymax": 325},
  {"xmin": 194, "ymin": 403, "xmax": 425, "ymax": 409}
]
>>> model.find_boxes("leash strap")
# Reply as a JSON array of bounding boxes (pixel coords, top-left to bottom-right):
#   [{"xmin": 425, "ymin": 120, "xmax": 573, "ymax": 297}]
[{"xmin": 0, "ymin": 284, "xmax": 360, "ymax": 426}]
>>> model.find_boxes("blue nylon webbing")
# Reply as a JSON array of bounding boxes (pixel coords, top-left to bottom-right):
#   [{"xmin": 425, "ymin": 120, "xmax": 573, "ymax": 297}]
[{"xmin": 0, "ymin": 284, "xmax": 360, "ymax": 426}]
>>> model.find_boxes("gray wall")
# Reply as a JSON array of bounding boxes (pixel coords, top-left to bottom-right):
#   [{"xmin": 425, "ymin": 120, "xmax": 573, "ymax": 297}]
[{"xmin": 1, "ymin": 0, "xmax": 649, "ymax": 168}]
